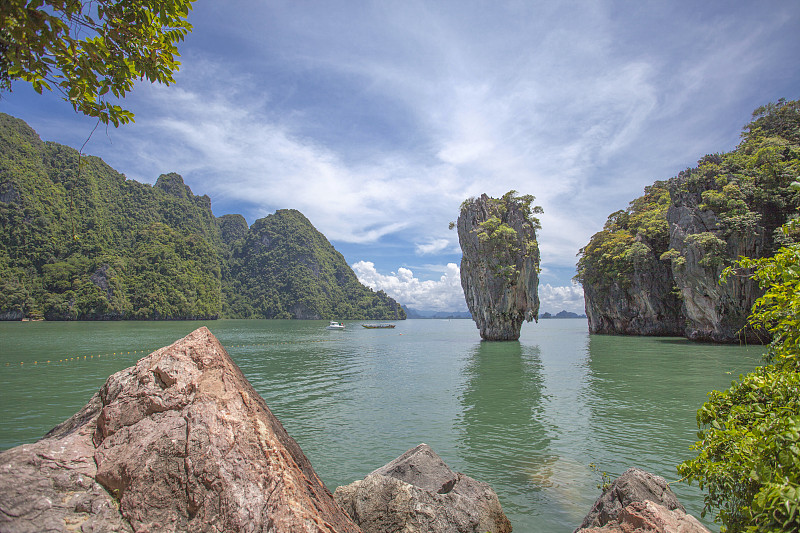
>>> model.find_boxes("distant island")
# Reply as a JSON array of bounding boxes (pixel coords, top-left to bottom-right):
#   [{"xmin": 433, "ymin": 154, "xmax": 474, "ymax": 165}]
[
  {"xmin": 402, "ymin": 307, "xmax": 587, "ymax": 320},
  {"xmin": 540, "ymin": 310, "xmax": 586, "ymax": 319}
]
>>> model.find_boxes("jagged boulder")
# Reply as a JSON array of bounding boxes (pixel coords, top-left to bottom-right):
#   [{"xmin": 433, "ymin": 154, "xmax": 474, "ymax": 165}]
[
  {"xmin": 574, "ymin": 467, "xmax": 706, "ymax": 533},
  {"xmin": 457, "ymin": 192, "xmax": 541, "ymax": 340},
  {"xmin": 334, "ymin": 443, "xmax": 512, "ymax": 533},
  {"xmin": 0, "ymin": 327, "xmax": 362, "ymax": 533},
  {"xmin": 576, "ymin": 500, "xmax": 710, "ymax": 533}
]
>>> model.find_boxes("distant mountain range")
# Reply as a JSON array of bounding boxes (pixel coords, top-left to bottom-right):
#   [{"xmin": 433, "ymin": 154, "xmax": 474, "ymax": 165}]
[
  {"xmin": 402, "ymin": 306, "xmax": 586, "ymax": 320},
  {"xmin": 402, "ymin": 306, "xmax": 472, "ymax": 319},
  {"xmin": 539, "ymin": 310, "xmax": 587, "ymax": 319}
]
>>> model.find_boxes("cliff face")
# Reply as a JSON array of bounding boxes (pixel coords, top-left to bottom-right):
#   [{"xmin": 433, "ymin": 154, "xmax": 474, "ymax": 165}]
[
  {"xmin": 583, "ymin": 252, "xmax": 684, "ymax": 336},
  {"xmin": 457, "ymin": 192, "xmax": 540, "ymax": 341},
  {"xmin": 578, "ymin": 99, "xmax": 800, "ymax": 342},
  {"xmin": 577, "ymin": 183, "xmax": 684, "ymax": 336},
  {"xmin": 665, "ymin": 174, "xmax": 766, "ymax": 342}
]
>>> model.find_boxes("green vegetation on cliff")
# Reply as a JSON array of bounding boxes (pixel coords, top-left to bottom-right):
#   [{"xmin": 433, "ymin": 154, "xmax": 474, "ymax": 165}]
[
  {"xmin": 578, "ymin": 99, "xmax": 799, "ymax": 288},
  {"xmin": 224, "ymin": 209, "xmax": 404, "ymax": 320},
  {"xmin": 575, "ymin": 181, "xmax": 671, "ymax": 289},
  {"xmin": 453, "ymin": 190, "xmax": 542, "ymax": 283},
  {"xmin": 0, "ymin": 113, "xmax": 404, "ymax": 321},
  {"xmin": 576, "ymin": 99, "xmax": 800, "ymax": 340},
  {"xmin": 678, "ymin": 216, "xmax": 800, "ymax": 532}
]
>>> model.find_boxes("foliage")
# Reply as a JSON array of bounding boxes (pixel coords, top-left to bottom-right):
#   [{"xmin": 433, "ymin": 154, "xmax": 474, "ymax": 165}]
[
  {"xmin": 685, "ymin": 232, "xmax": 728, "ymax": 268},
  {"xmin": 678, "ymin": 219, "xmax": 800, "ymax": 532},
  {"xmin": 0, "ymin": 113, "xmax": 405, "ymax": 321},
  {"xmin": 588, "ymin": 463, "xmax": 615, "ymax": 491},
  {"xmin": 744, "ymin": 98, "xmax": 800, "ymax": 143},
  {"xmin": 575, "ymin": 181, "xmax": 671, "ymax": 288},
  {"xmin": 225, "ymin": 209, "xmax": 405, "ymax": 320},
  {"xmin": 462, "ymin": 190, "xmax": 542, "ymax": 282},
  {"xmin": 1, "ymin": 0, "xmax": 195, "ymax": 126}
]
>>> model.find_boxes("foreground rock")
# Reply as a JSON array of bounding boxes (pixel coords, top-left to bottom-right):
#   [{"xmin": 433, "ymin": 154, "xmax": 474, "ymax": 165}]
[
  {"xmin": 334, "ymin": 443, "xmax": 512, "ymax": 533},
  {"xmin": 0, "ymin": 327, "xmax": 361, "ymax": 533},
  {"xmin": 574, "ymin": 468, "xmax": 709, "ymax": 533},
  {"xmin": 457, "ymin": 192, "xmax": 541, "ymax": 340}
]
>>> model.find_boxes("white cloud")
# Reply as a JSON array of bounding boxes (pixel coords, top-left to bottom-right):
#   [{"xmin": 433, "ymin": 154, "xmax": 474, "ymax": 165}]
[
  {"xmin": 352, "ymin": 261, "xmax": 465, "ymax": 312},
  {"xmin": 538, "ymin": 283, "xmax": 586, "ymax": 315}
]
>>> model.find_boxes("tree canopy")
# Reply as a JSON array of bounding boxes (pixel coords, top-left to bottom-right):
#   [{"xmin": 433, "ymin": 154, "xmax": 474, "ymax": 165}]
[
  {"xmin": 0, "ymin": 0, "xmax": 195, "ymax": 126},
  {"xmin": 678, "ymin": 213, "xmax": 800, "ymax": 532}
]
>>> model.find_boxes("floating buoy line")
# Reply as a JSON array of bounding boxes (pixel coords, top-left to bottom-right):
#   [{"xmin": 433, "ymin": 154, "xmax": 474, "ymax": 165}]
[{"xmin": 3, "ymin": 339, "xmax": 341, "ymax": 368}]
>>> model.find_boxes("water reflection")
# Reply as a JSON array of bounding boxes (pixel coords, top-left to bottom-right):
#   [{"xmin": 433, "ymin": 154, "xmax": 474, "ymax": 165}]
[
  {"xmin": 457, "ymin": 340, "xmax": 555, "ymax": 524},
  {"xmin": 582, "ymin": 333, "xmax": 763, "ymax": 525}
]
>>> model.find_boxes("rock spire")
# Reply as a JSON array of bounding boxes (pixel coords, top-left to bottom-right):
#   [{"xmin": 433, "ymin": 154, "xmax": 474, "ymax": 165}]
[{"xmin": 456, "ymin": 191, "xmax": 541, "ymax": 340}]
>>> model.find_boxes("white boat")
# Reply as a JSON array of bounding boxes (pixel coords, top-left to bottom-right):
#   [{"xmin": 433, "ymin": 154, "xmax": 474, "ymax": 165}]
[{"xmin": 326, "ymin": 321, "xmax": 345, "ymax": 330}]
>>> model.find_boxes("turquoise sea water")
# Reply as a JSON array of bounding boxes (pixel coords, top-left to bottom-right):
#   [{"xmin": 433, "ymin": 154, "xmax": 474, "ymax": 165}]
[{"xmin": 0, "ymin": 319, "xmax": 763, "ymax": 532}]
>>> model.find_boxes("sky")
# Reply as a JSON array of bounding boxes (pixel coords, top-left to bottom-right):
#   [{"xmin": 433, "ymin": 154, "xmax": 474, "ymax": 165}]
[{"xmin": 3, "ymin": 1, "xmax": 799, "ymax": 313}]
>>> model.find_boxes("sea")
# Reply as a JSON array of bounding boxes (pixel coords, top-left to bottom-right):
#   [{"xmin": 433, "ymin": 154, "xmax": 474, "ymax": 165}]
[{"xmin": 0, "ymin": 318, "xmax": 763, "ymax": 532}]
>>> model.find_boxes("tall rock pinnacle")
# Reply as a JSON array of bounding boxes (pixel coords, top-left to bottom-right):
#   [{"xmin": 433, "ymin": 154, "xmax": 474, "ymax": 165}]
[{"xmin": 456, "ymin": 191, "xmax": 542, "ymax": 340}]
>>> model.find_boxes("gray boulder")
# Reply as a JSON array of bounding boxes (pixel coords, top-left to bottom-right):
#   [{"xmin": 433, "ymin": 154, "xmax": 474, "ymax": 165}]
[{"xmin": 334, "ymin": 443, "xmax": 512, "ymax": 533}]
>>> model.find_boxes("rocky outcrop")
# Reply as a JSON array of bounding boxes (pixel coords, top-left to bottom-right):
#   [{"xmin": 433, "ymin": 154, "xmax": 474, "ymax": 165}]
[
  {"xmin": 578, "ymin": 100, "xmax": 800, "ymax": 342},
  {"xmin": 0, "ymin": 327, "xmax": 362, "ymax": 533},
  {"xmin": 457, "ymin": 192, "xmax": 540, "ymax": 340},
  {"xmin": 574, "ymin": 467, "xmax": 709, "ymax": 533},
  {"xmin": 334, "ymin": 443, "xmax": 512, "ymax": 533},
  {"xmin": 577, "ymin": 500, "xmax": 710, "ymax": 533},
  {"xmin": 575, "ymin": 467, "xmax": 684, "ymax": 530}
]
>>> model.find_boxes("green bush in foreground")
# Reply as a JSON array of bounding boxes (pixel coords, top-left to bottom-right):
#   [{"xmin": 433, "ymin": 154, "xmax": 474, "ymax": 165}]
[{"xmin": 678, "ymin": 212, "xmax": 800, "ymax": 532}]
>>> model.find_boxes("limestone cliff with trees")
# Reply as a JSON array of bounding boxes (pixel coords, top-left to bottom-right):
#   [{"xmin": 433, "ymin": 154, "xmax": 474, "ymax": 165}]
[
  {"xmin": 576, "ymin": 99, "xmax": 800, "ymax": 342},
  {"xmin": 455, "ymin": 191, "xmax": 542, "ymax": 341}
]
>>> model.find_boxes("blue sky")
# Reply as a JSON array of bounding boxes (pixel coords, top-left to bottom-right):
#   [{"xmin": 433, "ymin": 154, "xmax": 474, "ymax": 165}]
[{"xmin": 3, "ymin": 1, "xmax": 799, "ymax": 313}]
